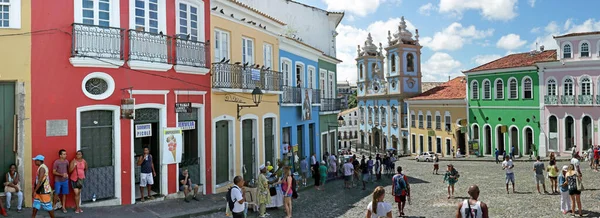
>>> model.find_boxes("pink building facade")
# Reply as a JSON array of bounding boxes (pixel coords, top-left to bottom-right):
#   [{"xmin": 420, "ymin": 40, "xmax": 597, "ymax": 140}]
[{"xmin": 539, "ymin": 32, "xmax": 600, "ymax": 156}]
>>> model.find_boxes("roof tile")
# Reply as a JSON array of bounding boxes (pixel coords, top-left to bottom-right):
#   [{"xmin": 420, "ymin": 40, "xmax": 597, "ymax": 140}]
[
  {"xmin": 408, "ymin": 77, "xmax": 466, "ymax": 100},
  {"xmin": 554, "ymin": 31, "xmax": 600, "ymax": 38},
  {"xmin": 465, "ymin": 50, "xmax": 556, "ymax": 73}
]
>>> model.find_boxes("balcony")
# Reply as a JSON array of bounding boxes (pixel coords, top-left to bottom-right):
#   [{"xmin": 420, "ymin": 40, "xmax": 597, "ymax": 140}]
[
  {"xmin": 128, "ymin": 29, "xmax": 172, "ymax": 71},
  {"xmin": 280, "ymin": 87, "xmax": 321, "ymax": 105},
  {"xmin": 320, "ymin": 98, "xmax": 341, "ymax": 112},
  {"xmin": 544, "ymin": 95, "xmax": 558, "ymax": 105},
  {"xmin": 212, "ymin": 63, "xmax": 282, "ymax": 92},
  {"xmin": 561, "ymin": 95, "xmax": 575, "ymax": 105},
  {"xmin": 70, "ymin": 23, "xmax": 125, "ymax": 67},
  {"xmin": 578, "ymin": 95, "xmax": 593, "ymax": 105},
  {"xmin": 174, "ymin": 35, "xmax": 210, "ymax": 74}
]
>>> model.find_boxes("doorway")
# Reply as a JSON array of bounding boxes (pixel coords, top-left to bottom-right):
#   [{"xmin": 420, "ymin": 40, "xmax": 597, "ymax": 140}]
[
  {"xmin": 510, "ymin": 127, "xmax": 518, "ymax": 156},
  {"xmin": 582, "ymin": 116, "xmax": 592, "ymax": 151},
  {"xmin": 80, "ymin": 110, "xmax": 116, "ymax": 202},
  {"xmin": 0, "ymin": 82, "xmax": 15, "ymax": 194},
  {"xmin": 419, "ymin": 135, "xmax": 423, "ymax": 153},
  {"xmin": 525, "ymin": 128, "xmax": 533, "ymax": 156},
  {"xmin": 309, "ymin": 124, "xmax": 315, "ymax": 157},
  {"xmin": 264, "ymin": 118, "xmax": 275, "ymax": 165},
  {"xmin": 548, "ymin": 116, "xmax": 558, "ymax": 151},
  {"xmin": 296, "ymin": 126, "xmax": 303, "ymax": 158},
  {"xmin": 427, "ymin": 136, "xmax": 432, "ymax": 152},
  {"xmin": 446, "ymin": 139, "xmax": 451, "ymax": 156},
  {"xmin": 178, "ymin": 108, "xmax": 201, "ymax": 190},
  {"xmin": 411, "ymin": 135, "xmax": 416, "ymax": 154},
  {"xmin": 134, "ymin": 108, "xmax": 160, "ymax": 200},
  {"xmin": 565, "ymin": 116, "xmax": 574, "ymax": 151},
  {"xmin": 242, "ymin": 119, "xmax": 255, "ymax": 182},
  {"xmin": 436, "ymin": 137, "xmax": 442, "ymax": 154},
  {"xmin": 485, "ymin": 126, "xmax": 492, "ymax": 155},
  {"xmin": 497, "ymin": 127, "xmax": 505, "ymax": 154},
  {"xmin": 457, "ymin": 131, "xmax": 466, "ymax": 155},
  {"xmin": 215, "ymin": 120, "xmax": 230, "ymax": 185},
  {"xmin": 374, "ymin": 131, "xmax": 381, "ymax": 153}
]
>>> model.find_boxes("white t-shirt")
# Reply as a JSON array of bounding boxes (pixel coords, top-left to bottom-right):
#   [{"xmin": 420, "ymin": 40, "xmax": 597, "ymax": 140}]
[
  {"xmin": 230, "ymin": 185, "xmax": 244, "ymax": 213},
  {"xmin": 312, "ymin": 156, "xmax": 317, "ymax": 165},
  {"xmin": 502, "ymin": 160, "xmax": 514, "ymax": 174},
  {"xmin": 571, "ymin": 158, "xmax": 580, "ymax": 172},
  {"xmin": 343, "ymin": 163, "xmax": 354, "ymax": 176},
  {"xmin": 367, "ymin": 201, "xmax": 392, "ymax": 218}
]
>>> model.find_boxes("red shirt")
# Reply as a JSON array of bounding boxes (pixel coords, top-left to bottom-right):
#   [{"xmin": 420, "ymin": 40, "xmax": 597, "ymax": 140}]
[{"xmin": 594, "ymin": 149, "xmax": 599, "ymax": 159}]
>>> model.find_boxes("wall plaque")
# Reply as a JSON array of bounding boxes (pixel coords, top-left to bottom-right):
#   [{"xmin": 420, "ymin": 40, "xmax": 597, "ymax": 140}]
[{"xmin": 46, "ymin": 120, "xmax": 68, "ymax": 136}]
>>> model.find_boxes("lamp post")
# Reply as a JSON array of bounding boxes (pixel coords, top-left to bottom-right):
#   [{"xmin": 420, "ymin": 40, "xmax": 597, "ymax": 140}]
[{"xmin": 237, "ymin": 87, "xmax": 263, "ymax": 120}]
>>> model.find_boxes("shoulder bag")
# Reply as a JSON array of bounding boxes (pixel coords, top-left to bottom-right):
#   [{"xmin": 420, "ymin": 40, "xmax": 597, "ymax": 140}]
[{"xmin": 74, "ymin": 162, "xmax": 85, "ymax": 189}]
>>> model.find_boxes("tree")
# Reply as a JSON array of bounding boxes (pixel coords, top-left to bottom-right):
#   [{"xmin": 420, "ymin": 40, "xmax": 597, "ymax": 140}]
[{"xmin": 348, "ymin": 91, "xmax": 357, "ymax": 108}]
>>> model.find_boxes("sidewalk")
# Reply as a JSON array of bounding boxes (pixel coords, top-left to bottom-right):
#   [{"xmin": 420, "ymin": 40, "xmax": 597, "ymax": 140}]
[{"xmin": 432, "ymin": 155, "xmax": 572, "ymax": 162}]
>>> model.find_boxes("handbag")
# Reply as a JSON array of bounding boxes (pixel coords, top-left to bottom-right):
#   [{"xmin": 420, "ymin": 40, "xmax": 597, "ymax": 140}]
[
  {"xmin": 269, "ymin": 187, "xmax": 277, "ymax": 196},
  {"xmin": 74, "ymin": 162, "xmax": 85, "ymax": 189}
]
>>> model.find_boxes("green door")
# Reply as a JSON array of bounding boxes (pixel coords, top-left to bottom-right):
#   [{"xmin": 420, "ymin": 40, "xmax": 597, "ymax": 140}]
[
  {"xmin": 242, "ymin": 120, "xmax": 254, "ymax": 181},
  {"xmin": 296, "ymin": 126, "xmax": 303, "ymax": 158},
  {"xmin": 179, "ymin": 108, "xmax": 200, "ymax": 186},
  {"xmin": 0, "ymin": 83, "xmax": 15, "ymax": 193},
  {"xmin": 264, "ymin": 118, "xmax": 274, "ymax": 165},
  {"xmin": 80, "ymin": 110, "xmax": 115, "ymax": 201},
  {"xmin": 309, "ymin": 124, "xmax": 315, "ymax": 157},
  {"xmin": 215, "ymin": 121, "xmax": 229, "ymax": 184}
]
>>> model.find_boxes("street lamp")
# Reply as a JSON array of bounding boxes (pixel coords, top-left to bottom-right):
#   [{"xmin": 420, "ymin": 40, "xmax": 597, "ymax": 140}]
[{"xmin": 237, "ymin": 87, "xmax": 263, "ymax": 120}]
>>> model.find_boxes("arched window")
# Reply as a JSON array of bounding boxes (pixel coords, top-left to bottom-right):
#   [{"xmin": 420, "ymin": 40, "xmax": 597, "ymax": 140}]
[
  {"xmin": 581, "ymin": 77, "xmax": 591, "ymax": 95},
  {"xmin": 391, "ymin": 54, "xmax": 396, "ymax": 72},
  {"xmin": 372, "ymin": 63, "xmax": 377, "ymax": 72},
  {"xmin": 509, "ymin": 78, "xmax": 518, "ymax": 99},
  {"xmin": 523, "ymin": 77, "xmax": 532, "ymax": 99},
  {"xmin": 564, "ymin": 78, "xmax": 573, "ymax": 96},
  {"xmin": 406, "ymin": 53, "xmax": 414, "ymax": 72},
  {"xmin": 471, "ymin": 81, "xmax": 479, "ymax": 99},
  {"xmin": 495, "ymin": 79, "xmax": 504, "ymax": 99},
  {"xmin": 581, "ymin": 43, "xmax": 589, "ymax": 57},
  {"xmin": 547, "ymin": 79, "xmax": 556, "ymax": 95},
  {"xmin": 483, "ymin": 80, "xmax": 491, "ymax": 99},
  {"xmin": 359, "ymin": 64, "xmax": 363, "ymax": 79},
  {"xmin": 563, "ymin": 44, "xmax": 571, "ymax": 58}
]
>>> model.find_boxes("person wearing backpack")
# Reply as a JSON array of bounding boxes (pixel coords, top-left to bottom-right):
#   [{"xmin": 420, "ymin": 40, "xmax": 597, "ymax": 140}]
[
  {"xmin": 391, "ymin": 166, "xmax": 410, "ymax": 217},
  {"xmin": 226, "ymin": 176, "xmax": 246, "ymax": 218}
]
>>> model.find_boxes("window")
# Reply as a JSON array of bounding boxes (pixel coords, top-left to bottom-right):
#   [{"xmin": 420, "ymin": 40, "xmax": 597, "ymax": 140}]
[
  {"xmin": 295, "ymin": 63, "xmax": 304, "ymax": 87},
  {"xmin": 411, "ymin": 114, "xmax": 416, "ymax": 127},
  {"xmin": 564, "ymin": 78, "xmax": 573, "ymax": 96},
  {"xmin": 242, "ymin": 37, "xmax": 254, "ymax": 64},
  {"xmin": 79, "ymin": 0, "xmax": 113, "ymax": 27},
  {"xmin": 509, "ymin": 78, "xmax": 518, "ymax": 99},
  {"xmin": 307, "ymin": 67, "xmax": 315, "ymax": 88},
  {"xmin": 177, "ymin": 1, "xmax": 204, "ymax": 41},
  {"xmin": 495, "ymin": 79, "xmax": 504, "ymax": 99},
  {"xmin": 581, "ymin": 77, "xmax": 591, "ymax": 95},
  {"xmin": 523, "ymin": 77, "xmax": 532, "ymax": 99},
  {"xmin": 263, "ymin": 43, "xmax": 272, "ymax": 69},
  {"xmin": 329, "ymin": 72, "xmax": 334, "ymax": 98},
  {"xmin": 281, "ymin": 60, "xmax": 292, "ymax": 86},
  {"xmin": 563, "ymin": 44, "xmax": 571, "ymax": 58},
  {"xmin": 359, "ymin": 64, "xmax": 363, "ymax": 79},
  {"xmin": 214, "ymin": 29, "xmax": 229, "ymax": 62},
  {"xmin": 418, "ymin": 114, "xmax": 423, "ymax": 128},
  {"xmin": 320, "ymin": 69, "xmax": 326, "ymax": 97},
  {"xmin": 0, "ymin": 0, "xmax": 20, "ymax": 28},
  {"xmin": 391, "ymin": 54, "xmax": 396, "ymax": 72},
  {"xmin": 406, "ymin": 53, "xmax": 414, "ymax": 72},
  {"xmin": 444, "ymin": 115, "xmax": 451, "ymax": 131},
  {"xmin": 426, "ymin": 114, "xmax": 432, "ymax": 129},
  {"xmin": 134, "ymin": 0, "xmax": 159, "ymax": 33},
  {"xmin": 483, "ymin": 80, "xmax": 491, "ymax": 99},
  {"xmin": 547, "ymin": 79, "xmax": 556, "ymax": 96},
  {"xmin": 435, "ymin": 115, "xmax": 441, "ymax": 130},
  {"xmin": 471, "ymin": 81, "xmax": 479, "ymax": 99},
  {"xmin": 581, "ymin": 42, "xmax": 589, "ymax": 57}
]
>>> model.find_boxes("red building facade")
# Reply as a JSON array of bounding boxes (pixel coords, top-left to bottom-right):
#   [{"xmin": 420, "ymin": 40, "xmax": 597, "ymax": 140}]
[{"xmin": 31, "ymin": 0, "xmax": 212, "ymax": 206}]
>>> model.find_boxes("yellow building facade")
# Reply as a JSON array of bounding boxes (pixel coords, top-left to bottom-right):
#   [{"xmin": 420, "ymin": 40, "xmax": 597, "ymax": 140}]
[
  {"xmin": 406, "ymin": 77, "xmax": 469, "ymax": 157},
  {"xmin": 0, "ymin": 0, "xmax": 32, "ymax": 206},
  {"xmin": 210, "ymin": 0, "xmax": 284, "ymax": 193}
]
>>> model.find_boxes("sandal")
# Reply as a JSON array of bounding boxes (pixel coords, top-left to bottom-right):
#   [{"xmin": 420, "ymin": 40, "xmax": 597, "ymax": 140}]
[{"xmin": 62, "ymin": 208, "xmax": 67, "ymax": 213}]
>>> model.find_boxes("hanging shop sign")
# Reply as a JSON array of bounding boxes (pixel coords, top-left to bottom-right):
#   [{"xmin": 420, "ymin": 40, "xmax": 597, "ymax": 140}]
[
  {"xmin": 163, "ymin": 127, "xmax": 183, "ymax": 164},
  {"xmin": 121, "ymin": 98, "xmax": 135, "ymax": 119},
  {"xmin": 175, "ymin": 102, "xmax": 192, "ymax": 113},
  {"xmin": 135, "ymin": 124, "xmax": 152, "ymax": 138},
  {"xmin": 177, "ymin": 121, "xmax": 196, "ymax": 130}
]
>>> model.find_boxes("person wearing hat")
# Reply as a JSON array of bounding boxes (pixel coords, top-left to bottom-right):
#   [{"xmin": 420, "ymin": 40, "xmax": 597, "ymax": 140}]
[
  {"xmin": 257, "ymin": 164, "xmax": 271, "ymax": 218},
  {"xmin": 32, "ymin": 155, "xmax": 55, "ymax": 218},
  {"xmin": 558, "ymin": 165, "xmax": 571, "ymax": 214},
  {"xmin": 319, "ymin": 160, "xmax": 328, "ymax": 190},
  {"xmin": 443, "ymin": 164, "xmax": 459, "ymax": 199}
]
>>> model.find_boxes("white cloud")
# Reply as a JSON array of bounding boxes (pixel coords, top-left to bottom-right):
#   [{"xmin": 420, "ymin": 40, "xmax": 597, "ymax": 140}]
[
  {"xmin": 530, "ymin": 27, "xmax": 540, "ymax": 34},
  {"xmin": 335, "ymin": 17, "xmax": 417, "ymax": 83},
  {"xmin": 323, "ymin": 0, "xmax": 400, "ymax": 17},
  {"xmin": 530, "ymin": 18, "xmax": 600, "ymax": 50},
  {"xmin": 528, "ymin": 0, "xmax": 536, "ymax": 7},
  {"xmin": 346, "ymin": 15, "xmax": 355, "ymax": 22},
  {"xmin": 496, "ymin": 34, "xmax": 527, "ymax": 50},
  {"xmin": 421, "ymin": 52, "xmax": 462, "ymax": 81},
  {"xmin": 420, "ymin": 22, "xmax": 494, "ymax": 51},
  {"xmin": 438, "ymin": 0, "xmax": 518, "ymax": 21},
  {"xmin": 545, "ymin": 21, "xmax": 559, "ymax": 33},
  {"xmin": 472, "ymin": 54, "xmax": 502, "ymax": 65},
  {"xmin": 419, "ymin": 3, "xmax": 435, "ymax": 16}
]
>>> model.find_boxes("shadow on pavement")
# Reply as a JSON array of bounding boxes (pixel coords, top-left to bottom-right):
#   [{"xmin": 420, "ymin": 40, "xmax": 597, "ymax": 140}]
[{"xmin": 407, "ymin": 176, "xmax": 430, "ymax": 184}]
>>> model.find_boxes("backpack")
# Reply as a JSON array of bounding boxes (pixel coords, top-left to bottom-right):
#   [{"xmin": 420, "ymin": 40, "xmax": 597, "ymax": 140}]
[
  {"xmin": 393, "ymin": 174, "xmax": 407, "ymax": 196},
  {"xmin": 226, "ymin": 186, "xmax": 239, "ymax": 211},
  {"xmin": 453, "ymin": 168, "xmax": 460, "ymax": 179}
]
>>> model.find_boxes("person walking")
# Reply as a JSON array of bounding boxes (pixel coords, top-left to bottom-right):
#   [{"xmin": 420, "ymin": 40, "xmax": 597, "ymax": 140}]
[
  {"xmin": 593, "ymin": 146, "xmax": 599, "ymax": 172},
  {"xmin": 352, "ymin": 155, "xmax": 360, "ymax": 187},
  {"xmin": 366, "ymin": 186, "xmax": 392, "ymax": 218},
  {"xmin": 367, "ymin": 156, "xmax": 374, "ymax": 182},
  {"xmin": 137, "ymin": 147, "xmax": 156, "ymax": 202},
  {"xmin": 229, "ymin": 176, "xmax": 246, "ymax": 218},
  {"xmin": 558, "ymin": 165, "xmax": 571, "ymax": 214},
  {"xmin": 299, "ymin": 157, "xmax": 308, "ymax": 187},
  {"xmin": 52, "ymin": 149, "xmax": 69, "ymax": 213},
  {"xmin": 564, "ymin": 164, "xmax": 583, "ymax": 216},
  {"xmin": 328, "ymin": 153, "xmax": 337, "ymax": 178},
  {"xmin": 433, "ymin": 154, "xmax": 440, "ymax": 174},
  {"xmin": 455, "ymin": 185, "xmax": 488, "ymax": 218},
  {"xmin": 32, "ymin": 155, "xmax": 55, "ymax": 218},
  {"xmin": 319, "ymin": 161, "xmax": 328, "ymax": 191},
  {"xmin": 392, "ymin": 166, "xmax": 410, "ymax": 217},
  {"xmin": 343, "ymin": 159, "xmax": 354, "ymax": 189},
  {"xmin": 443, "ymin": 164, "xmax": 459, "ymax": 199},
  {"xmin": 375, "ymin": 154, "xmax": 382, "ymax": 181},
  {"xmin": 69, "ymin": 150, "xmax": 87, "ymax": 213},
  {"xmin": 257, "ymin": 165, "xmax": 271, "ymax": 218},
  {"xmin": 502, "ymin": 155, "xmax": 515, "ymax": 194},
  {"xmin": 547, "ymin": 160, "xmax": 559, "ymax": 194},
  {"xmin": 280, "ymin": 167, "xmax": 294, "ymax": 218},
  {"xmin": 511, "ymin": 146, "xmax": 516, "ymax": 159},
  {"xmin": 361, "ymin": 157, "xmax": 369, "ymax": 190},
  {"xmin": 4, "ymin": 164, "xmax": 22, "ymax": 213},
  {"xmin": 533, "ymin": 156, "xmax": 547, "ymax": 194},
  {"xmin": 311, "ymin": 153, "xmax": 321, "ymax": 190},
  {"xmin": 494, "ymin": 148, "xmax": 499, "ymax": 164}
]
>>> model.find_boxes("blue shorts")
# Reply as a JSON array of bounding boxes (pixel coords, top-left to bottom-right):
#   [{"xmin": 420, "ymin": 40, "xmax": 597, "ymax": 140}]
[
  {"xmin": 54, "ymin": 180, "xmax": 69, "ymax": 195},
  {"xmin": 284, "ymin": 192, "xmax": 293, "ymax": 197},
  {"xmin": 506, "ymin": 173, "xmax": 515, "ymax": 184},
  {"xmin": 33, "ymin": 198, "xmax": 53, "ymax": 211}
]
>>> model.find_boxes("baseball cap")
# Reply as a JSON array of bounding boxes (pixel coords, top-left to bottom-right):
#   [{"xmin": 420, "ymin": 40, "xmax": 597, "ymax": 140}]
[
  {"xmin": 32, "ymin": 155, "xmax": 45, "ymax": 161},
  {"xmin": 562, "ymin": 165, "xmax": 568, "ymax": 171}
]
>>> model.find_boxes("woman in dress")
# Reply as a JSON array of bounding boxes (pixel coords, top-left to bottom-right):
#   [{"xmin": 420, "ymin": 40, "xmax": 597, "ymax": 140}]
[
  {"xmin": 443, "ymin": 164, "xmax": 459, "ymax": 199},
  {"xmin": 563, "ymin": 164, "xmax": 582, "ymax": 216},
  {"xmin": 257, "ymin": 165, "xmax": 271, "ymax": 218},
  {"xmin": 69, "ymin": 150, "xmax": 87, "ymax": 214},
  {"xmin": 319, "ymin": 161, "xmax": 328, "ymax": 191},
  {"xmin": 366, "ymin": 186, "xmax": 392, "ymax": 218}
]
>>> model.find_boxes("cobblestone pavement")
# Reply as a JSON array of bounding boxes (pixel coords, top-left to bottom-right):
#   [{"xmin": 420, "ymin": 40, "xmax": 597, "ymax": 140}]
[{"xmin": 199, "ymin": 158, "xmax": 600, "ymax": 218}]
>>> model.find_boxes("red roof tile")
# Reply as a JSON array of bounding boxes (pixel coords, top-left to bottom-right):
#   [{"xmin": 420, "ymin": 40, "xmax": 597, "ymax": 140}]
[
  {"xmin": 465, "ymin": 50, "xmax": 557, "ymax": 73},
  {"xmin": 408, "ymin": 77, "xmax": 466, "ymax": 100},
  {"xmin": 554, "ymin": 31, "xmax": 600, "ymax": 38}
]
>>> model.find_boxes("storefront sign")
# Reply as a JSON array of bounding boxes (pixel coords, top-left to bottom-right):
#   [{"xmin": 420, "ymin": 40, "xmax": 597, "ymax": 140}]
[
  {"xmin": 177, "ymin": 121, "xmax": 196, "ymax": 130},
  {"xmin": 46, "ymin": 120, "xmax": 68, "ymax": 137},
  {"xmin": 301, "ymin": 88, "xmax": 312, "ymax": 120},
  {"xmin": 460, "ymin": 126, "xmax": 468, "ymax": 133},
  {"xmin": 121, "ymin": 98, "xmax": 135, "ymax": 119},
  {"xmin": 135, "ymin": 124, "xmax": 152, "ymax": 138},
  {"xmin": 163, "ymin": 127, "xmax": 183, "ymax": 164},
  {"xmin": 224, "ymin": 94, "xmax": 246, "ymax": 103},
  {"xmin": 175, "ymin": 102, "xmax": 192, "ymax": 113}
]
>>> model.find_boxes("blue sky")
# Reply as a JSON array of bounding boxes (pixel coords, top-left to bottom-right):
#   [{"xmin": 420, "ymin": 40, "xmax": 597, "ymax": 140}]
[{"xmin": 296, "ymin": 0, "xmax": 600, "ymax": 83}]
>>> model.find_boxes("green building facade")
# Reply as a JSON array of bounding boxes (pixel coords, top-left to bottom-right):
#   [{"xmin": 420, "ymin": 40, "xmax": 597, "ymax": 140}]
[{"xmin": 318, "ymin": 58, "xmax": 342, "ymax": 156}]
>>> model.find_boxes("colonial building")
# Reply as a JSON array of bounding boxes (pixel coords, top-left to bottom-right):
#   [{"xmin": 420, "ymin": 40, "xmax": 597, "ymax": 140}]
[
  {"xmin": 338, "ymin": 80, "xmax": 357, "ymax": 110},
  {"xmin": 31, "ymin": 0, "xmax": 211, "ymax": 205},
  {"xmin": 406, "ymin": 77, "xmax": 467, "ymax": 157},
  {"xmin": 0, "ymin": 0, "xmax": 32, "ymax": 206},
  {"xmin": 464, "ymin": 50, "xmax": 556, "ymax": 157},
  {"xmin": 338, "ymin": 108, "xmax": 359, "ymax": 149},
  {"xmin": 539, "ymin": 31, "xmax": 600, "ymax": 156},
  {"xmin": 357, "ymin": 17, "xmax": 423, "ymax": 155},
  {"xmin": 210, "ymin": 0, "xmax": 284, "ymax": 192}
]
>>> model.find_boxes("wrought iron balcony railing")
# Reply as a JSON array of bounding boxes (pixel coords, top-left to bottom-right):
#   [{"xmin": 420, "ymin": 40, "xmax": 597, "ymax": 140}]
[
  {"xmin": 319, "ymin": 98, "xmax": 342, "ymax": 112},
  {"xmin": 312, "ymin": 89, "xmax": 321, "ymax": 104},
  {"xmin": 212, "ymin": 63, "xmax": 282, "ymax": 91},
  {"xmin": 71, "ymin": 23, "xmax": 125, "ymax": 60},
  {"xmin": 281, "ymin": 86, "xmax": 301, "ymax": 104},
  {"xmin": 597, "ymin": 95, "xmax": 600, "ymax": 105},
  {"xmin": 174, "ymin": 36, "xmax": 209, "ymax": 68},
  {"xmin": 129, "ymin": 29, "xmax": 172, "ymax": 64},
  {"xmin": 544, "ymin": 95, "xmax": 558, "ymax": 105},
  {"xmin": 561, "ymin": 95, "xmax": 575, "ymax": 105},
  {"xmin": 578, "ymin": 95, "xmax": 593, "ymax": 105}
]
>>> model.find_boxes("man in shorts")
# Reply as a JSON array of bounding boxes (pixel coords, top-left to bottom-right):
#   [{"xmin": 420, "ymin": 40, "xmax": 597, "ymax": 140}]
[
  {"xmin": 52, "ymin": 149, "xmax": 69, "ymax": 213},
  {"xmin": 342, "ymin": 159, "xmax": 354, "ymax": 189},
  {"xmin": 392, "ymin": 166, "xmax": 410, "ymax": 217},
  {"xmin": 137, "ymin": 146, "xmax": 156, "ymax": 202},
  {"xmin": 502, "ymin": 155, "xmax": 515, "ymax": 194},
  {"xmin": 300, "ymin": 157, "xmax": 309, "ymax": 187},
  {"xmin": 532, "ymin": 156, "xmax": 547, "ymax": 194}
]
